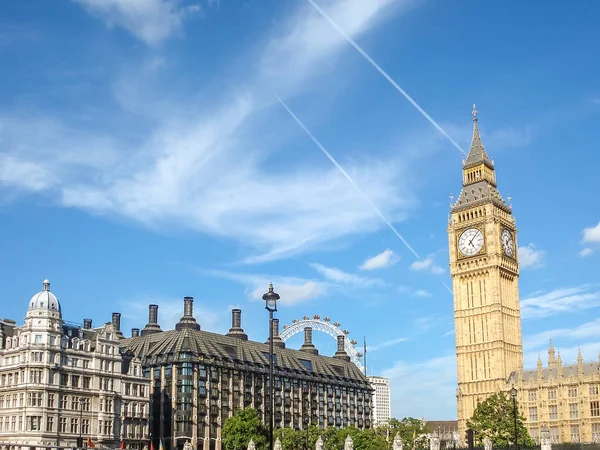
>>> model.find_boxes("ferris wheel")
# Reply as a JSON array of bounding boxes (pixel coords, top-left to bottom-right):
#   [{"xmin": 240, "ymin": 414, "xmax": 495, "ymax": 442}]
[{"xmin": 280, "ymin": 315, "xmax": 364, "ymax": 373}]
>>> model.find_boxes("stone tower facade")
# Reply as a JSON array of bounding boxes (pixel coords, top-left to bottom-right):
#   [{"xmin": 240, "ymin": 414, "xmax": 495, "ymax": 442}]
[{"xmin": 448, "ymin": 107, "xmax": 524, "ymax": 438}]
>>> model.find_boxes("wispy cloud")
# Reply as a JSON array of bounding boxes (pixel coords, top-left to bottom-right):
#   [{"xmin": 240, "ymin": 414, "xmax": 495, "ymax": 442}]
[
  {"xmin": 369, "ymin": 336, "xmax": 406, "ymax": 352},
  {"xmin": 310, "ymin": 263, "xmax": 383, "ymax": 287},
  {"xmin": 73, "ymin": 0, "xmax": 205, "ymax": 46},
  {"xmin": 579, "ymin": 248, "xmax": 594, "ymax": 257},
  {"xmin": 203, "ymin": 270, "xmax": 328, "ymax": 306},
  {"xmin": 518, "ymin": 243, "xmax": 545, "ymax": 269},
  {"xmin": 359, "ymin": 249, "xmax": 399, "ymax": 271},
  {"xmin": 398, "ymin": 285, "xmax": 433, "ymax": 298},
  {"xmin": 524, "ymin": 318, "xmax": 600, "ymax": 351},
  {"xmin": 579, "ymin": 221, "xmax": 600, "ymax": 257},
  {"xmin": 521, "ymin": 285, "xmax": 600, "ymax": 319},
  {"xmin": 2, "ymin": 0, "xmax": 419, "ymax": 264},
  {"xmin": 383, "ymin": 355, "xmax": 457, "ymax": 419},
  {"xmin": 409, "ymin": 255, "xmax": 444, "ymax": 275},
  {"xmin": 414, "ymin": 316, "xmax": 436, "ymax": 333}
]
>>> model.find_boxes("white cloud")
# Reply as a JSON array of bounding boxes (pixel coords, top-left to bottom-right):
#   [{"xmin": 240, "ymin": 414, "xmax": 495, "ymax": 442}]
[
  {"xmin": 398, "ymin": 285, "xmax": 433, "ymax": 298},
  {"xmin": 414, "ymin": 316, "xmax": 436, "ymax": 333},
  {"xmin": 409, "ymin": 256, "xmax": 444, "ymax": 275},
  {"xmin": 359, "ymin": 249, "xmax": 399, "ymax": 271},
  {"xmin": 73, "ymin": 0, "xmax": 204, "ymax": 46},
  {"xmin": 369, "ymin": 336, "xmax": 406, "ymax": 352},
  {"xmin": 583, "ymin": 221, "xmax": 600, "ymax": 243},
  {"xmin": 0, "ymin": 0, "xmax": 419, "ymax": 264},
  {"xmin": 203, "ymin": 270, "xmax": 328, "ymax": 306},
  {"xmin": 383, "ymin": 355, "xmax": 457, "ymax": 419},
  {"xmin": 518, "ymin": 243, "xmax": 545, "ymax": 269},
  {"xmin": 524, "ymin": 318, "xmax": 600, "ymax": 351},
  {"xmin": 521, "ymin": 285, "xmax": 600, "ymax": 319},
  {"xmin": 414, "ymin": 289, "xmax": 432, "ymax": 298},
  {"xmin": 579, "ymin": 248, "xmax": 594, "ymax": 257},
  {"xmin": 309, "ymin": 263, "xmax": 383, "ymax": 287}
]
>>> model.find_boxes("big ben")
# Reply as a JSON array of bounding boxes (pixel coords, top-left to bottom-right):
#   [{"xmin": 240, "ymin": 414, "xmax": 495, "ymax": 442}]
[{"xmin": 448, "ymin": 106, "xmax": 523, "ymax": 439}]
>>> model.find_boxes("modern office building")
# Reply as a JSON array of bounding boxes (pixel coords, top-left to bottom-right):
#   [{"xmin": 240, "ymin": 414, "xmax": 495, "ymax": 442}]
[
  {"xmin": 120, "ymin": 296, "xmax": 374, "ymax": 450},
  {"xmin": 0, "ymin": 280, "xmax": 149, "ymax": 449},
  {"xmin": 367, "ymin": 376, "xmax": 391, "ymax": 426}
]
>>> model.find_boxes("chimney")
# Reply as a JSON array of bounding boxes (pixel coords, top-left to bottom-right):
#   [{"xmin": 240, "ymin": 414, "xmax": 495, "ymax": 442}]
[
  {"xmin": 266, "ymin": 318, "xmax": 285, "ymax": 349},
  {"xmin": 131, "ymin": 328, "xmax": 140, "ymax": 337},
  {"xmin": 83, "ymin": 319, "xmax": 92, "ymax": 330},
  {"xmin": 175, "ymin": 297, "xmax": 200, "ymax": 331},
  {"xmin": 300, "ymin": 327, "xmax": 318, "ymax": 355},
  {"xmin": 334, "ymin": 335, "xmax": 350, "ymax": 361},
  {"xmin": 111, "ymin": 313, "xmax": 121, "ymax": 332},
  {"xmin": 226, "ymin": 309, "xmax": 248, "ymax": 341},
  {"xmin": 141, "ymin": 304, "xmax": 162, "ymax": 336}
]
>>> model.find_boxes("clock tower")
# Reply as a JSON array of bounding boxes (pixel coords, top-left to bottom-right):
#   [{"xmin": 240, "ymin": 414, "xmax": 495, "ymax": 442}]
[{"xmin": 448, "ymin": 106, "xmax": 523, "ymax": 439}]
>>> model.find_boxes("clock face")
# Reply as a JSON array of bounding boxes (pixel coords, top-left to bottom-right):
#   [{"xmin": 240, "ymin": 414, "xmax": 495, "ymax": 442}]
[
  {"xmin": 501, "ymin": 228, "xmax": 515, "ymax": 257},
  {"xmin": 458, "ymin": 228, "xmax": 484, "ymax": 257}
]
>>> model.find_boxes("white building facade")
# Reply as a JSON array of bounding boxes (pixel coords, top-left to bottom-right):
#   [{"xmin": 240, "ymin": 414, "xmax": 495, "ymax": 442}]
[
  {"xmin": 0, "ymin": 280, "xmax": 149, "ymax": 449},
  {"xmin": 367, "ymin": 376, "xmax": 391, "ymax": 426}
]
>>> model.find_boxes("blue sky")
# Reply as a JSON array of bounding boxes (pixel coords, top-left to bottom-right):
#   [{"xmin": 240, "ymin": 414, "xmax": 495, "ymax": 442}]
[{"xmin": 1, "ymin": 0, "xmax": 600, "ymax": 420}]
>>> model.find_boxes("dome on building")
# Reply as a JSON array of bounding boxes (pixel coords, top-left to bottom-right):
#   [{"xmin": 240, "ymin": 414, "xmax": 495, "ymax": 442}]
[{"xmin": 28, "ymin": 279, "xmax": 61, "ymax": 315}]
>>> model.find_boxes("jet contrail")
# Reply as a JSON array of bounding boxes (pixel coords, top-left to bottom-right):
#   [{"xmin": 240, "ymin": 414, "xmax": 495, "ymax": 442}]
[
  {"xmin": 276, "ymin": 96, "xmax": 453, "ymax": 295},
  {"xmin": 306, "ymin": 0, "xmax": 466, "ymax": 156}
]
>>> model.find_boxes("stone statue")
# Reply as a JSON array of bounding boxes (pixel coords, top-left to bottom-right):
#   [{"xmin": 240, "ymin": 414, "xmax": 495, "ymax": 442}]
[
  {"xmin": 274, "ymin": 438, "xmax": 282, "ymax": 450},
  {"xmin": 344, "ymin": 435, "xmax": 354, "ymax": 450},
  {"xmin": 429, "ymin": 436, "xmax": 440, "ymax": 450},
  {"xmin": 540, "ymin": 426, "xmax": 552, "ymax": 450},
  {"xmin": 247, "ymin": 439, "xmax": 256, "ymax": 450},
  {"xmin": 393, "ymin": 432, "xmax": 403, "ymax": 450},
  {"xmin": 483, "ymin": 437, "xmax": 492, "ymax": 450},
  {"xmin": 315, "ymin": 437, "xmax": 324, "ymax": 450}
]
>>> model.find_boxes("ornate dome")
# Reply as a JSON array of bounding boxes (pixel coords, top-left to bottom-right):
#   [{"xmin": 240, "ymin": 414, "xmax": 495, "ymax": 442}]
[{"xmin": 28, "ymin": 279, "xmax": 61, "ymax": 316}]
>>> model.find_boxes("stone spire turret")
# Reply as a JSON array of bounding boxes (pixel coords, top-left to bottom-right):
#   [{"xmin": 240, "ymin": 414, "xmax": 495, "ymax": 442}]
[
  {"xmin": 537, "ymin": 354, "xmax": 543, "ymax": 379},
  {"xmin": 548, "ymin": 339, "xmax": 556, "ymax": 367},
  {"xmin": 578, "ymin": 348, "xmax": 584, "ymax": 375},
  {"xmin": 557, "ymin": 350, "xmax": 563, "ymax": 377}
]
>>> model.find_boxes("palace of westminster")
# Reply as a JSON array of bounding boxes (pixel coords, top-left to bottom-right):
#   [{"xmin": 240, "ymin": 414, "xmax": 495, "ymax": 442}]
[{"xmin": 1, "ymin": 108, "xmax": 599, "ymax": 449}]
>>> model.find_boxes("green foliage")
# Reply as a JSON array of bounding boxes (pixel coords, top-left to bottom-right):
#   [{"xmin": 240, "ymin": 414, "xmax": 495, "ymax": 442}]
[
  {"xmin": 222, "ymin": 408, "xmax": 268, "ymax": 450},
  {"xmin": 385, "ymin": 417, "xmax": 432, "ymax": 448},
  {"xmin": 222, "ymin": 410, "xmax": 431, "ymax": 450},
  {"xmin": 467, "ymin": 392, "xmax": 535, "ymax": 448}
]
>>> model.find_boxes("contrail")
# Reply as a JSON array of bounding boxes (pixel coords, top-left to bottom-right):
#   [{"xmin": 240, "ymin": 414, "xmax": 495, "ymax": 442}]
[
  {"xmin": 306, "ymin": 0, "xmax": 466, "ymax": 156},
  {"xmin": 276, "ymin": 95, "xmax": 420, "ymax": 259},
  {"xmin": 276, "ymin": 96, "xmax": 453, "ymax": 295}
]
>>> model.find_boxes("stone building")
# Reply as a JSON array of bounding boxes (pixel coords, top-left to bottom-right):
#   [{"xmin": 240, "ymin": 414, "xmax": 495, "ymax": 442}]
[
  {"xmin": 0, "ymin": 280, "xmax": 149, "ymax": 449},
  {"xmin": 449, "ymin": 107, "xmax": 600, "ymax": 443},
  {"xmin": 367, "ymin": 376, "xmax": 391, "ymax": 426},
  {"xmin": 120, "ymin": 296, "xmax": 373, "ymax": 450}
]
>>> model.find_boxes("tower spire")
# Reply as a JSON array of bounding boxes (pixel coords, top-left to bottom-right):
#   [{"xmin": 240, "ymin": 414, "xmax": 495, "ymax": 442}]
[{"xmin": 464, "ymin": 105, "xmax": 493, "ymax": 170}]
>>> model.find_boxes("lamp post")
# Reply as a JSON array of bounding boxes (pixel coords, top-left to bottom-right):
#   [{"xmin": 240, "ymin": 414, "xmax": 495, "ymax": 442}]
[
  {"xmin": 78, "ymin": 397, "xmax": 84, "ymax": 448},
  {"xmin": 263, "ymin": 283, "xmax": 280, "ymax": 450},
  {"xmin": 510, "ymin": 386, "xmax": 519, "ymax": 450}
]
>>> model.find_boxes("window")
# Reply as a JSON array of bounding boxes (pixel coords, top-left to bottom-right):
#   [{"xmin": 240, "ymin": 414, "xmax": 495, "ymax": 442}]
[
  {"xmin": 30, "ymin": 369, "xmax": 42, "ymax": 384},
  {"xmin": 592, "ymin": 423, "xmax": 600, "ymax": 443},
  {"xmin": 591, "ymin": 385, "xmax": 599, "ymax": 396},
  {"xmin": 34, "ymin": 335, "xmax": 42, "ymax": 344},
  {"xmin": 569, "ymin": 403, "xmax": 579, "ymax": 419},
  {"xmin": 549, "ymin": 405, "xmax": 558, "ymax": 420},
  {"xmin": 299, "ymin": 359, "xmax": 313, "ymax": 372},
  {"xmin": 70, "ymin": 418, "xmax": 79, "ymax": 434},
  {"xmin": 28, "ymin": 416, "xmax": 41, "ymax": 431},
  {"xmin": 60, "ymin": 395, "xmax": 68, "ymax": 410},
  {"xmin": 529, "ymin": 407, "xmax": 538, "ymax": 422},
  {"xmin": 47, "ymin": 416, "xmax": 54, "ymax": 432},
  {"xmin": 48, "ymin": 394, "xmax": 55, "ymax": 408},
  {"xmin": 82, "ymin": 419, "xmax": 90, "ymax": 434},
  {"xmin": 528, "ymin": 391, "xmax": 537, "ymax": 402},
  {"xmin": 571, "ymin": 425, "xmax": 580, "ymax": 443},
  {"xmin": 569, "ymin": 387, "xmax": 578, "ymax": 398},
  {"xmin": 548, "ymin": 390, "xmax": 557, "ymax": 400},
  {"xmin": 591, "ymin": 401, "xmax": 600, "ymax": 417},
  {"xmin": 83, "ymin": 377, "xmax": 91, "ymax": 389}
]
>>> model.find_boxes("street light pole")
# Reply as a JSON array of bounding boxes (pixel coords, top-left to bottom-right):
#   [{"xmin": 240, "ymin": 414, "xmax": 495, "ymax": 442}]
[
  {"xmin": 510, "ymin": 386, "xmax": 519, "ymax": 450},
  {"xmin": 263, "ymin": 283, "xmax": 280, "ymax": 450}
]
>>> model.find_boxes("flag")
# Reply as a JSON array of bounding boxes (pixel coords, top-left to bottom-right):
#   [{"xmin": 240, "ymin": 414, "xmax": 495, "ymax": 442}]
[
  {"xmin": 120, "ymin": 441, "xmax": 125, "ymax": 450},
  {"xmin": 150, "ymin": 442, "xmax": 154, "ymax": 450},
  {"xmin": 87, "ymin": 437, "xmax": 96, "ymax": 449}
]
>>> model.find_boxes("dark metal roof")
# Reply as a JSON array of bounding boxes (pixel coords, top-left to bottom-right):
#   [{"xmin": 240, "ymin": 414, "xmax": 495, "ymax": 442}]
[
  {"xmin": 120, "ymin": 327, "xmax": 370, "ymax": 386},
  {"xmin": 451, "ymin": 180, "xmax": 511, "ymax": 214},
  {"xmin": 463, "ymin": 119, "xmax": 494, "ymax": 170}
]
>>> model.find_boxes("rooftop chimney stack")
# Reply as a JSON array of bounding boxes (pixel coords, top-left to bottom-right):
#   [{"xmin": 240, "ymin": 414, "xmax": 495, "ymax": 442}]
[
  {"xmin": 141, "ymin": 304, "xmax": 162, "ymax": 336},
  {"xmin": 266, "ymin": 318, "xmax": 285, "ymax": 349},
  {"xmin": 111, "ymin": 312, "xmax": 121, "ymax": 332},
  {"xmin": 300, "ymin": 326, "xmax": 318, "ymax": 355},
  {"xmin": 226, "ymin": 309, "xmax": 248, "ymax": 341},
  {"xmin": 175, "ymin": 297, "xmax": 201, "ymax": 331},
  {"xmin": 83, "ymin": 319, "xmax": 92, "ymax": 330},
  {"xmin": 131, "ymin": 328, "xmax": 140, "ymax": 337},
  {"xmin": 334, "ymin": 335, "xmax": 350, "ymax": 361}
]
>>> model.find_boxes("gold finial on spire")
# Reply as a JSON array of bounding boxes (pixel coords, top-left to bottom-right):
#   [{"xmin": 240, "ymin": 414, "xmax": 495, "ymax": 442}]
[{"xmin": 472, "ymin": 104, "xmax": 478, "ymax": 122}]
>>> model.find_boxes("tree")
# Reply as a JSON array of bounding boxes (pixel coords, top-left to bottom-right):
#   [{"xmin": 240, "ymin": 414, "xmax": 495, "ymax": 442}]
[
  {"xmin": 386, "ymin": 417, "xmax": 431, "ymax": 448},
  {"xmin": 467, "ymin": 392, "xmax": 535, "ymax": 448},
  {"xmin": 222, "ymin": 408, "xmax": 268, "ymax": 450}
]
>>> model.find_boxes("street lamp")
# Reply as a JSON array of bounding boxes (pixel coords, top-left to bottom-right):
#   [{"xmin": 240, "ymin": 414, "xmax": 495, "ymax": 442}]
[
  {"xmin": 510, "ymin": 386, "xmax": 519, "ymax": 450},
  {"xmin": 263, "ymin": 283, "xmax": 280, "ymax": 450},
  {"xmin": 78, "ymin": 397, "xmax": 84, "ymax": 449}
]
